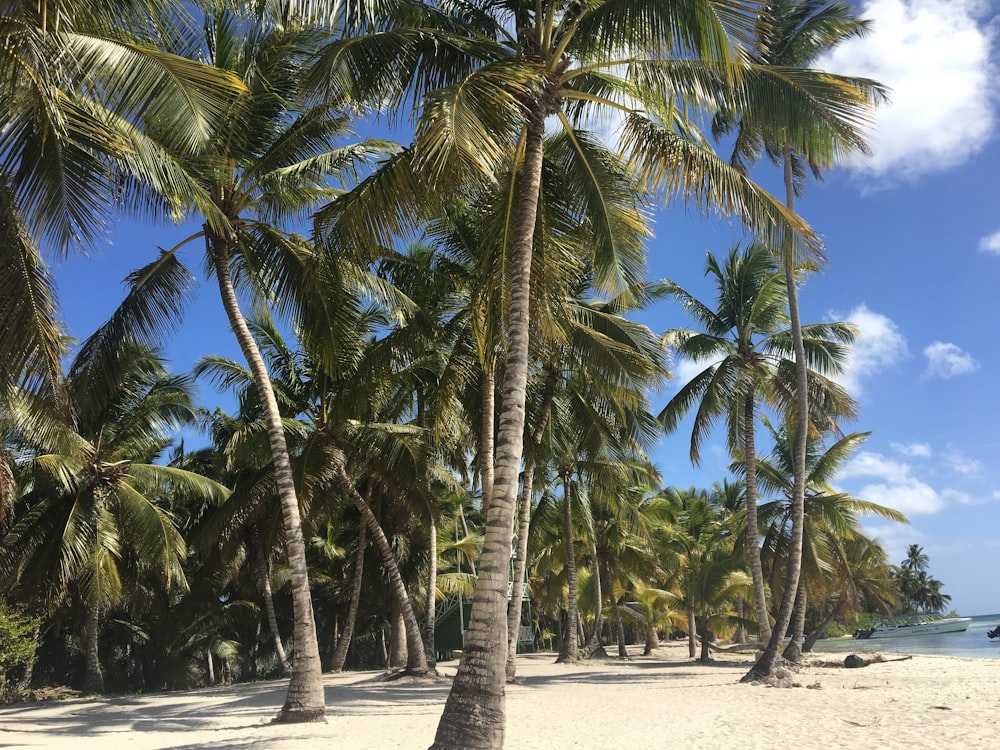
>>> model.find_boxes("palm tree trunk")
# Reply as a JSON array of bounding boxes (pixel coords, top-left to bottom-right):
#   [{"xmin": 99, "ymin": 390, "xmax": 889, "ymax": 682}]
[
  {"xmin": 389, "ymin": 598, "xmax": 407, "ymax": 668},
  {"xmin": 610, "ymin": 590, "xmax": 628, "ymax": 659},
  {"xmin": 556, "ymin": 472, "xmax": 579, "ymax": 664},
  {"xmin": 734, "ymin": 596, "xmax": 746, "ymax": 644},
  {"xmin": 803, "ymin": 603, "xmax": 840, "ymax": 653},
  {"xmin": 480, "ymin": 362, "xmax": 495, "ymax": 511},
  {"xmin": 743, "ymin": 149, "xmax": 808, "ymax": 682},
  {"xmin": 698, "ymin": 619, "xmax": 712, "ymax": 662},
  {"xmin": 432, "ymin": 108, "xmax": 546, "ymax": 750},
  {"xmin": 643, "ymin": 620, "xmax": 658, "ymax": 655},
  {"xmin": 782, "ymin": 580, "xmax": 807, "ymax": 663},
  {"xmin": 82, "ymin": 601, "xmax": 104, "ymax": 694},
  {"xmin": 209, "ymin": 241, "xmax": 324, "ymax": 721},
  {"xmin": 207, "ymin": 650, "xmax": 216, "ymax": 685},
  {"xmin": 330, "ymin": 520, "xmax": 366, "ymax": 672},
  {"xmin": 506, "ymin": 384, "xmax": 553, "ymax": 681},
  {"xmin": 251, "ymin": 532, "xmax": 291, "ymax": 676},
  {"xmin": 424, "ymin": 517, "xmax": 438, "ymax": 668},
  {"xmin": 687, "ymin": 610, "xmax": 697, "ymax": 659},
  {"xmin": 587, "ymin": 542, "xmax": 604, "ymax": 656},
  {"xmin": 743, "ymin": 387, "xmax": 771, "ymax": 641},
  {"xmin": 330, "ymin": 448, "xmax": 429, "ymax": 673}
]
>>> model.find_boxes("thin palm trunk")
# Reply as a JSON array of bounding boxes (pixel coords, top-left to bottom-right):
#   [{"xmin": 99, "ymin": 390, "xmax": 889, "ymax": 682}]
[
  {"xmin": 252, "ymin": 532, "xmax": 291, "ymax": 675},
  {"xmin": 431, "ymin": 109, "xmax": 546, "ymax": 750},
  {"xmin": 744, "ymin": 149, "xmax": 808, "ymax": 681},
  {"xmin": 330, "ymin": 448, "xmax": 429, "ymax": 673},
  {"xmin": 556, "ymin": 472, "xmax": 579, "ymax": 663},
  {"xmin": 743, "ymin": 386, "xmax": 771, "ymax": 641},
  {"xmin": 480, "ymin": 362, "xmax": 495, "ymax": 510},
  {"xmin": 209, "ymin": 241, "xmax": 325, "ymax": 721},
  {"xmin": 330, "ymin": 520, "xmax": 366, "ymax": 672},
  {"xmin": 802, "ymin": 603, "xmax": 840, "ymax": 653},
  {"xmin": 424, "ymin": 517, "xmax": 438, "ymax": 667},
  {"xmin": 82, "ymin": 600, "xmax": 104, "ymax": 694},
  {"xmin": 687, "ymin": 610, "xmax": 697, "ymax": 659},
  {"xmin": 587, "ymin": 542, "xmax": 604, "ymax": 655},
  {"xmin": 506, "ymin": 386, "xmax": 553, "ymax": 681},
  {"xmin": 207, "ymin": 650, "xmax": 216, "ymax": 685},
  {"xmin": 782, "ymin": 580, "xmax": 807, "ymax": 662},
  {"xmin": 610, "ymin": 588, "xmax": 627, "ymax": 659}
]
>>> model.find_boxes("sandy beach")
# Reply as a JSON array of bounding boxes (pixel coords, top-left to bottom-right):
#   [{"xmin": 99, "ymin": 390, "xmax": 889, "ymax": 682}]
[{"xmin": 2, "ymin": 642, "xmax": 998, "ymax": 749}]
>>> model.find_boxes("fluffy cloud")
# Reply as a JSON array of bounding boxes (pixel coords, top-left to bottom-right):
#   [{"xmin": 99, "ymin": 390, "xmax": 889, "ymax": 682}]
[
  {"xmin": 923, "ymin": 341, "xmax": 979, "ymax": 378},
  {"xmin": 891, "ymin": 441, "xmax": 932, "ymax": 457},
  {"xmin": 831, "ymin": 305, "xmax": 909, "ymax": 395},
  {"xmin": 979, "ymin": 230, "xmax": 1000, "ymax": 255},
  {"xmin": 839, "ymin": 451, "xmax": 966, "ymax": 515},
  {"xmin": 818, "ymin": 0, "xmax": 997, "ymax": 182}
]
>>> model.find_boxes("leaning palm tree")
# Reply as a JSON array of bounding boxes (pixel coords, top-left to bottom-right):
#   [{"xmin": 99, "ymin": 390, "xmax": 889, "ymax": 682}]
[
  {"xmin": 312, "ymin": 2, "xmax": 870, "ymax": 742},
  {"xmin": 658, "ymin": 241, "xmax": 856, "ymax": 640},
  {"xmin": 709, "ymin": 0, "xmax": 887, "ymax": 681},
  {"xmin": 121, "ymin": 4, "xmax": 397, "ymax": 720}
]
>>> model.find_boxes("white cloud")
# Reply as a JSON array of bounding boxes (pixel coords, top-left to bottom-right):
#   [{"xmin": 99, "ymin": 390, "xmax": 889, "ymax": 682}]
[
  {"xmin": 923, "ymin": 341, "xmax": 979, "ymax": 378},
  {"xmin": 841, "ymin": 450, "xmax": 952, "ymax": 515},
  {"xmin": 943, "ymin": 451, "xmax": 983, "ymax": 476},
  {"xmin": 979, "ymin": 230, "xmax": 1000, "ymax": 255},
  {"xmin": 941, "ymin": 488, "xmax": 978, "ymax": 505},
  {"xmin": 993, "ymin": 491, "xmax": 1000, "ymax": 501},
  {"xmin": 891, "ymin": 441, "xmax": 932, "ymax": 457},
  {"xmin": 830, "ymin": 305, "xmax": 909, "ymax": 395},
  {"xmin": 818, "ymin": 0, "xmax": 997, "ymax": 182}
]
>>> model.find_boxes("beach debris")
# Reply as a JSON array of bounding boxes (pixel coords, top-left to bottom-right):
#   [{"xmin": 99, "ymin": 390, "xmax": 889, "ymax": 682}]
[
  {"xmin": 806, "ymin": 682, "xmax": 822, "ymax": 689},
  {"xmin": 844, "ymin": 654, "xmax": 867, "ymax": 669}
]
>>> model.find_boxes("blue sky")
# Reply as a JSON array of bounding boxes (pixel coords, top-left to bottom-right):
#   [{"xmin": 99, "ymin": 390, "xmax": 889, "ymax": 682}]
[{"xmin": 54, "ymin": 1, "xmax": 998, "ymax": 616}]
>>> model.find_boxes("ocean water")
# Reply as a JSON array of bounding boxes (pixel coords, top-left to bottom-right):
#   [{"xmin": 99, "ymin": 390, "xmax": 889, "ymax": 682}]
[{"xmin": 811, "ymin": 614, "xmax": 1000, "ymax": 659}]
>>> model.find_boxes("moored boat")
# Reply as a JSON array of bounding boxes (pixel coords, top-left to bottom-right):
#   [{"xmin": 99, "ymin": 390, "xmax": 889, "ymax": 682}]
[{"xmin": 854, "ymin": 614, "xmax": 972, "ymax": 640}]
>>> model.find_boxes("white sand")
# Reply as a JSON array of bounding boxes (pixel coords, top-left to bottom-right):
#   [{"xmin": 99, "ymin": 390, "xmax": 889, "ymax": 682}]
[{"xmin": 2, "ymin": 642, "xmax": 999, "ymax": 749}]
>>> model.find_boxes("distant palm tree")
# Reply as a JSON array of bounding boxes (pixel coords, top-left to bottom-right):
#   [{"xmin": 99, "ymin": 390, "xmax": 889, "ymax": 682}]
[
  {"xmin": 659, "ymin": 241, "xmax": 856, "ymax": 640},
  {"xmin": 901, "ymin": 544, "xmax": 930, "ymax": 572},
  {"xmin": 0, "ymin": 334, "xmax": 225, "ymax": 693}
]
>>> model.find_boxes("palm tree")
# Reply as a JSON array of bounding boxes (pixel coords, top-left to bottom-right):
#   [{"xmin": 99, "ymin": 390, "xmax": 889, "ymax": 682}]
[
  {"xmin": 120, "ymin": 4, "xmax": 400, "ymax": 719},
  {"xmin": 901, "ymin": 544, "xmax": 930, "ymax": 572},
  {"xmin": 0, "ymin": 0, "xmax": 241, "ymax": 401},
  {"xmin": 659, "ymin": 241, "xmax": 856, "ymax": 641},
  {"xmin": 709, "ymin": 0, "xmax": 887, "ymax": 681},
  {"xmin": 750, "ymin": 419, "xmax": 906, "ymax": 661},
  {"xmin": 0, "ymin": 338, "xmax": 225, "ymax": 693},
  {"xmin": 313, "ymin": 2, "xmax": 873, "ymax": 742}
]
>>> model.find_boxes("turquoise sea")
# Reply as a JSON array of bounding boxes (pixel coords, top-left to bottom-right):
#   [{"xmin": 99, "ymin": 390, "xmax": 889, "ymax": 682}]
[{"xmin": 811, "ymin": 614, "xmax": 1000, "ymax": 659}]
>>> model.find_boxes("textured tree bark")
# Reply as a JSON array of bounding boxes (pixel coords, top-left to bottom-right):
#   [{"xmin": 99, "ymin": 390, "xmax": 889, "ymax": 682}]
[
  {"xmin": 782, "ymin": 581, "xmax": 807, "ymax": 663},
  {"xmin": 431, "ymin": 109, "xmax": 545, "ymax": 750},
  {"xmin": 743, "ymin": 149, "xmax": 808, "ymax": 682},
  {"xmin": 610, "ymin": 588, "xmax": 628, "ymax": 659},
  {"xmin": 330, "ymin": 521, "xmax": 366, "ymax": 672},
  {"xmin": 210, "ymin": 241, "xmax": 325, "ymax": 721},
  {"xmin": 555, "ymin": 472, "xmax": 579, "ymax": 664},
  {"xmin": 82, "ymin": 601, "xmax": 104, "ymax": 694},
  {"xmin": 586, "ymin": 542, "xmax": 604, "ymax": 655},
  {"xmin": 330, "ymin": 448, "xmax": 428, "ymax": 673},
  {"xmin": 742, "ymin": 386, "xmax": 771, "ymax": 641},
  {"xmin": 687, "ymin": 611, "xmax": 697, "ymax": 659},
  {"xmin": 389, "ymin": 598, "xmax": 408, "ymax": 668},
  {"xmin": 423, "ymin": 518, "xmax": 438, "ymax": 668}
]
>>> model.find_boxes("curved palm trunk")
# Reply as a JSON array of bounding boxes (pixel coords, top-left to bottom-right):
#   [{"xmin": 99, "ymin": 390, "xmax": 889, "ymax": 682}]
[
  {"xmin": 802, "ymin": 603, "xmax": 840, "ymax": 653},
  {"xmin": 330, "ymin": 448, "xmax": 429, "ymax": 673},
  {"xmin": 251, "ymin": 532, "xmax": 291, "ymax": 676},
  {"xmin": 82, "ymin": 601, "xmax": 104, "ymax": 694},
  {"xmin": 744, "ymin": 149, "xmax": 809, "ymax": 681},
  {"xmin": 782, "ymin": 580, "xmax": 807, "ymax": 663},
  {"xmin": 556, "ymin": 472, "xmax": 579, "ymax": 664},
  {"xmin": 210, "ymin": 241, "xmax": 325, "ymax": 720},
  {"xmin": 743, "ymin": 387, "xmax": 771, "ymax": 641},
  {"xmin": 330, "ymin": 520, "xmax": 366, "ymax": 672},
  {"xmin": 432, "ymin": 110, "xmax": 546, "ymax": 750}
]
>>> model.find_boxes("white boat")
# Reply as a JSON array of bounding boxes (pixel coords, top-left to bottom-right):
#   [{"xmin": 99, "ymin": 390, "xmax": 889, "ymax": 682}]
[{"xmin": 854, "ymin": 614, "xmax": 972, "ymax": 639}]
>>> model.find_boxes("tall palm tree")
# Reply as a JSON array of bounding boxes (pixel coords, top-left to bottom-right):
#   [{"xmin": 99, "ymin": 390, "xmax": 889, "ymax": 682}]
[
  {"xmin": 313, "ymin": 2, "xmax": 870, "ymax": 742},
  {"xmin": 658, "ymin": 241, "xmax": 856, "ymax": 641},
  {"xmin": 123, "ymin": 4, "xmax": 398, "ymax": 719},
  {"xmin": 709, "ymin": 0, "xmax": 887, "ymax": 681}
]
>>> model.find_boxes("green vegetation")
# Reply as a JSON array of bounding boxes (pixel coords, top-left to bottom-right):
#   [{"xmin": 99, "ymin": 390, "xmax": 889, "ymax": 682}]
[{"xmin": 1, "ymin": 2, "xmax": 946, "ymax": 747}]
